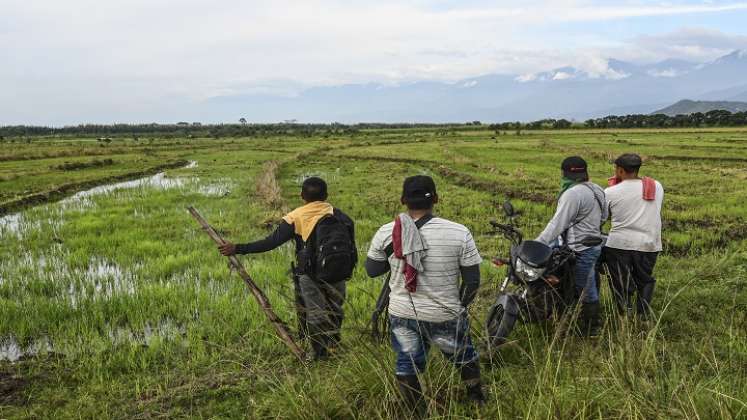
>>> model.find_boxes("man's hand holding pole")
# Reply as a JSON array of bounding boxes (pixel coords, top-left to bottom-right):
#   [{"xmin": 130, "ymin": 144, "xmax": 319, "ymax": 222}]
[{"xmin": 188, "ymin": 206, "xmax": 305, "ymax": 363}]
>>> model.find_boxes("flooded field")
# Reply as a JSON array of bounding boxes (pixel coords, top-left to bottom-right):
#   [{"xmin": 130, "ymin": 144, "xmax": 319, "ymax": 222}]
[{"xmin": 1, "ymin": 131, "xmax": 746, "ymax": 418}]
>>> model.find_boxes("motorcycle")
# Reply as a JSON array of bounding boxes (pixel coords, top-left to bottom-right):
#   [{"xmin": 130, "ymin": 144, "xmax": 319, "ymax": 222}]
[{"xmin": 485, "ymin": 201, "xmax": 603, "ymax": 348}]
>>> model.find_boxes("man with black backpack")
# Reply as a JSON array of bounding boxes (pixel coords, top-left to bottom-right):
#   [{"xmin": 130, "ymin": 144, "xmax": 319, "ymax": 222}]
[
  {"xmin": 536, "ymin": 156, "xmax": 608, "ymax": 337},
  {"xmin": 219, "ymin": 177, "xmax": 357, "ymax": 361}
]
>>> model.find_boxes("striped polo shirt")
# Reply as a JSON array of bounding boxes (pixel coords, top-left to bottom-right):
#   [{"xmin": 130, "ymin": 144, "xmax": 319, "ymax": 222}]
[{"xmin": 367, "ymin": 217, "xmax": 482, "ymax": 323}]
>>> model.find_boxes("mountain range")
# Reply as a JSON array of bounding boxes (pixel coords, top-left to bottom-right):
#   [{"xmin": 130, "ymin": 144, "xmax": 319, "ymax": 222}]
[
  {"xmin": 653, "ymin": 100, "xmax": 747, "ymax": 116},
  {"xmin": 204, "ymin": 50, "xmax": 747, "ymax": 123}
]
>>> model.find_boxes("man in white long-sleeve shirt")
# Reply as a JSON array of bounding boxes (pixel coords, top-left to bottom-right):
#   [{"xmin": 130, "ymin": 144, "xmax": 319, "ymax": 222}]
[
  {"xmin": 604, "ymin": 153, "xmax": 664, "ymax": 319},
  {"xmin": 536, "ymin": 156, "xmax": 607, "ymax": 336}
]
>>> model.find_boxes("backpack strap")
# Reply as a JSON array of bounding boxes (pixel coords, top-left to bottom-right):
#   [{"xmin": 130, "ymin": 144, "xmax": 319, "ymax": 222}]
[
  {"xmin": 561, "ymin": 183, "xmax": 604, "ymax": 242},
  {"xmin": 579, "ymin": 183, "xmax": 605, "ymax": 216},
  {"xmin": 384, "ymin": 214, "xmax": 433, "ymax": 258}
]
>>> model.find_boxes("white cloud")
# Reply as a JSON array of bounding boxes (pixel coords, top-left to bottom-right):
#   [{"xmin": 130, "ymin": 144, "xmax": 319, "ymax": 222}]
[
  {"xmin": 618, "ymin": 27, "xmax": 747, "ymax": 63},
  {"xmin": 2, "ymin": 1, "xmax": 747, "ymax": 123},
  {"xmin": 515, "ymin": 73, "xmax": 538, "ymax": 83},
  {"xmin": 648, "ymin": 69, "xmax": 680, "ymax": 77},
  {"xmin": 440, "ymin": 2, "xmax": 747, "ymax": 22}
]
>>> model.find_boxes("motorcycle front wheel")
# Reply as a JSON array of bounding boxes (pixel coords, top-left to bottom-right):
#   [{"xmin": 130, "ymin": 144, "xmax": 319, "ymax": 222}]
[{"xmin": 485, "ymin": 294, "xmax": 519, "ymax": 349}]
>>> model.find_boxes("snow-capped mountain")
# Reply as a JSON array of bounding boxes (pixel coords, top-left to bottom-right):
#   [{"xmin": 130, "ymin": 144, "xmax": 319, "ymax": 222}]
[{"xmin": 203, "ymin": 50, "xmax": 747, "ymax": 122}]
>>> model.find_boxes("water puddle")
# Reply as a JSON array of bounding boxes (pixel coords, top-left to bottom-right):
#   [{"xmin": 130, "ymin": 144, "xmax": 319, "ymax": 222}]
[
  {"xmin": 198, "ymin": 179, "xmax": 233, "ymax": 197},
  {"xmin": 0, "ymin": 213, "xmax": 23, "ymax": 235},
  {"xmin": 65, "ymin": 257, "xmax": 139, "ymax": 307},
  {"xmin": 0, "ymin": 160, "xmax": 203, "ymax": 363},
  {"xmin": 0, "ymin": 160, "xmax": 199, "ymax": 231},
  {"xmin": 0, "ymin": 318, "xmax": 186, "ymax": 363},
  {"xmin": 0, "ymin": 209, "xmax": 64, "ymax": 239},
  {"xmin": 108, "ymin": 319, "xmax": 186, "ymax": 346},
  {"xmin": 0, "ymin": 337, "xmax": 52, "ymax": 363},
  {"xmin": 61, "ymin": 170, "xmax": 193, "ymax": 209}
]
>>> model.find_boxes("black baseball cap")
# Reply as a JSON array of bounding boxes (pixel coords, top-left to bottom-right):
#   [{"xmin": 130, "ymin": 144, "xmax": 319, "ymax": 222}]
[
  {"xmin": 402, "ymin": 175, "xmax": 437, "ymax": 209},
  {"xmin": 613, "ymin": 153, "xmax": 643, "ymax": 172},
  {"xmin": 561, "ymin": 156, "xmax": 589, "ymax": 181}
]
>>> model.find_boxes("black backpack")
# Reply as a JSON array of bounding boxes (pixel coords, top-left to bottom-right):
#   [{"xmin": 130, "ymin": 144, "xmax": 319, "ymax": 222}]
[{"xmin": 308, "ymin": 213, "xmax": 356, "ymax": 283}]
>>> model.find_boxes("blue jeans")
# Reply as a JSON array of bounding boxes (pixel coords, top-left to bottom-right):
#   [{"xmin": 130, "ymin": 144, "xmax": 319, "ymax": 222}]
[
  {"xmin": 575, "ymin": 245, "xmax": 602, "ymax": 303},
  {"xmin": 389, "ymin": 314, "xmax": 478, "ymax": 376}
]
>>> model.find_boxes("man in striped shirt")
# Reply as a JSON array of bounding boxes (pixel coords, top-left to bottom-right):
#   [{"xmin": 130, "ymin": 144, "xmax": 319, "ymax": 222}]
[{"xmin": 365, "ymin": 175, "xmax": 484, "ymax": 411}]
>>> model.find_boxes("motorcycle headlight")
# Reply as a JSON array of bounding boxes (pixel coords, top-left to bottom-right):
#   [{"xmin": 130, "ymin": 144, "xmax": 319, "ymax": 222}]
[{"xmin": 515, "ymin": 258, "xmax": 545, "ymax": 282}]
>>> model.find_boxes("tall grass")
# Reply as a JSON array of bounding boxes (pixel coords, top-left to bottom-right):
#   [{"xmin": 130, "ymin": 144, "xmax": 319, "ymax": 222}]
[{"xmin": 0, "ymin": 130, "xmax": 745, "ymax": 418}]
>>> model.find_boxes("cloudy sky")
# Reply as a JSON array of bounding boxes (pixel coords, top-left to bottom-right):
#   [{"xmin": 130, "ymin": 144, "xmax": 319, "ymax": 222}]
[{"xmin": 2, "ymin": 0, "xmax": 747, "ymax": 124}]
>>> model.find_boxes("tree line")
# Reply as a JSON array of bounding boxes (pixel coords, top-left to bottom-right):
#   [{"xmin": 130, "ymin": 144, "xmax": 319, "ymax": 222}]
[
  {"xmin": 0, "ymin": 123, "xmax": 359, "ymax": 139},
  {"xmin": 0, "ymin": 121, "xmax": 490, "ymax": 139},
  {"xmin": 2, "ymin": 110, "xmax": 746, "ymax": 139},
  {"xmin": 488, "ymin": 110, "xmax": 747, "ymax": 131}
]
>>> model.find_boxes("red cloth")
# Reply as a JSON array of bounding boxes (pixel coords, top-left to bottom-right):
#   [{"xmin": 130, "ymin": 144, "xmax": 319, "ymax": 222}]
[
  {"xmin": 607, "ymin": 176, "xmax": 657, "ymax": 200},
  {"xmin": 642, "ymin": 176, "xmax": 656, "ymax": 201},
  {"xmin": 392, "ymin": 216, "xmax": 418, "ymax": 292}
]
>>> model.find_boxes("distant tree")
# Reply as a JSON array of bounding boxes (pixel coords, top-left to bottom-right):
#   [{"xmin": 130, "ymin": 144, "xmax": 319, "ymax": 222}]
[
  {"xmin": 528, "ymin": 120, "xmax": 543, "ymax": 130},
  {"xmin": 239, "ymin": 118, "xmax": 247, "ymax": 125},
  {"xmin": 553, "ymin": 119, "xmax": 572, "ymax": 129}
]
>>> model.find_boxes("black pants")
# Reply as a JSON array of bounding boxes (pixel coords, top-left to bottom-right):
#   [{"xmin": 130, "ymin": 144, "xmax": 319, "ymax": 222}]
[
  {"xmin": 297, "ymin": 274, "xmax": 346, "ymax": 347},
  {"xmin": 603, "ymin": 247, "xmax": 658, "ymax": 316}
]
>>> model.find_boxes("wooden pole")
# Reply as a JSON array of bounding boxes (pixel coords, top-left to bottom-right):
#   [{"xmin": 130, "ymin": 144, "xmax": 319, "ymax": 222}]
[{"xmin": 187, "ymin": 206, "xmax": 306, "ymax": 363}]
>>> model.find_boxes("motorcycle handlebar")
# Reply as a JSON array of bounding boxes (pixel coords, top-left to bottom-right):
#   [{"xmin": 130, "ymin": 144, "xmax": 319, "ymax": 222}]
[{"xmin": 489, "ymin": 220, "xmax": 523, "ymax": 243}]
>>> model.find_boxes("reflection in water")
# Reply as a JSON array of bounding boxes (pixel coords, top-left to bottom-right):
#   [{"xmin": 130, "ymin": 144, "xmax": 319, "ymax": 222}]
[
  {"xmin": 0, "ymin": 318, "xmax": 187, "ymax": 362},
  {"xmin": 0, "ymin": 213, "xmax": 23, "ymax": 235},
  {"xmin": 0, "ymin": 336, "xmax": 52, "ymax": 363},
  {"xmin": 0, "ymin": 160, "xmax": 213, "ymax": 363},
  {"xmin": 0, "ymin": 160, "xmax": 199, "ymax": 234}
]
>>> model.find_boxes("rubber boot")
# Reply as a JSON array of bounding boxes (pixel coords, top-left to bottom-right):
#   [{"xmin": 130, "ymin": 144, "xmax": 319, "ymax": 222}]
[
  {"xmin": 396, "ymin": 374, "xmax": 425, "ymax": 416},
  {"xmin": 636, "ymin": 283, "xmax": 655, "ymax": 320},
  {"xmin": 459, "ymin": 361, "xmax": 486, "ymax": 405},
  {"xmin": 306, "ymin": 323, "xmax": 330, "ymax": 362},
  {"xmin": 579, "ymin": 301, "xmax": 601, "ymax": 337}
]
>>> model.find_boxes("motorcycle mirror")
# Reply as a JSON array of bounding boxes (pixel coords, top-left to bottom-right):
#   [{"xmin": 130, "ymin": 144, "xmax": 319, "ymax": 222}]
[
  {"xmin": 580, "ymin": 236, "xmax": 604, "ymax": 247},
  {"xmin": 502, "ymin": 201, "xmax": 516, "ymax": 218}
]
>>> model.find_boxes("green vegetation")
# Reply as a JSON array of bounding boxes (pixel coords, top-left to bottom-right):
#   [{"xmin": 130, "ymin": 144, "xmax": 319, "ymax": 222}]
[
  {"xmin": 1, "ymin": 128, "xmax": 746, "ymax": 418},
  {"xmin": 488, "ymin": 110, "xmax": 747, "ymax": 130}
]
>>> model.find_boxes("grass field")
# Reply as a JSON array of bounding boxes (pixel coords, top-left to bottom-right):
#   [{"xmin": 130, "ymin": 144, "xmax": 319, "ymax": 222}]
[{"xmin": 1, "ymin": 129, "xmax": 746, "ymax": 419}]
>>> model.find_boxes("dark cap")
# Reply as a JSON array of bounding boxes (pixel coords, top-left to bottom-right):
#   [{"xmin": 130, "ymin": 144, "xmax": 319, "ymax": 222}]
[
  {"xmin": 402, "ymin": 175, "xmax": 437, "ymax": 209},
  {"xmin": 613, "ymin": 153, "xmax": 643, "ymax": 172},
  {"xmin": 561, "ymin": 156, "xmax": 589, "ymax": 181}
]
